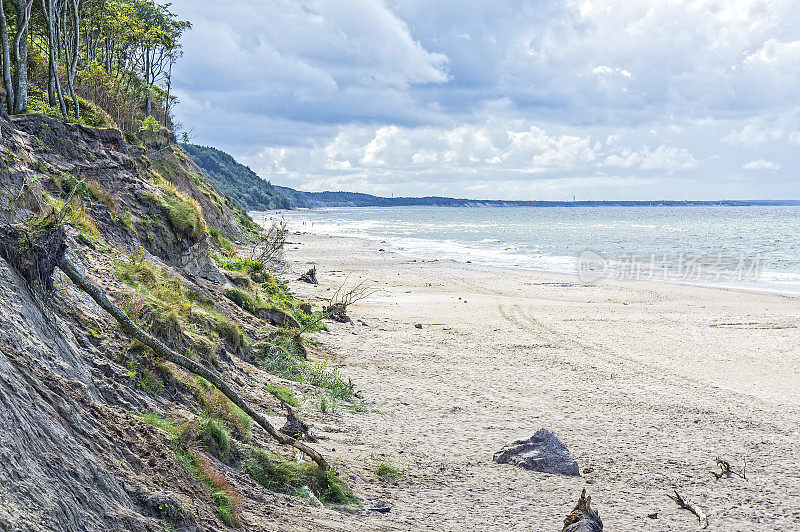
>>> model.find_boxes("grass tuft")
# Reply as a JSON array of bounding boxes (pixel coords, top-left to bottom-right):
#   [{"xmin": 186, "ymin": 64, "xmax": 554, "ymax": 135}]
[
  {"xmin": 200, "ymin": 417, "xmax": 231, "ymax": 457},
  {"xmin": 374, "ymin": 458, "xmax": 401, "ymax": 481},
  {"xmin": 264, "ymin": 383, "xmax": 300, "ymax": 407},
  {"xmin": 244, "ymin": 447, "xmax": 358, "ymax": 506}
]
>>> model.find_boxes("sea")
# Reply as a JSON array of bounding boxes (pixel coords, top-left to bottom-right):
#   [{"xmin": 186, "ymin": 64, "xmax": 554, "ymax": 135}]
[{"xmin": 251, "ymin": 206, "xmax": 800, "ymax": 294}]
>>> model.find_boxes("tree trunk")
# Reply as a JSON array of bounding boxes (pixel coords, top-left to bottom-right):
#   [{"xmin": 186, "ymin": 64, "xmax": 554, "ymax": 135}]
[
  {"xmin": 64, "ymin": 0, "xmax": 80, "ymax": 118},
  {"xmin": 56, "ymin": 256, "xmax": 329, "ymax": 470},
  {"xmin": 0, "ymin": 0, "xmax": 14, "ymax": 114},
  {"xmin": 42, "ymin": 0, "xmax": 67, "ymax": 116},
  {"xmin": 12, "ymin": 0, "xmax": 34, "ymax": 114}
]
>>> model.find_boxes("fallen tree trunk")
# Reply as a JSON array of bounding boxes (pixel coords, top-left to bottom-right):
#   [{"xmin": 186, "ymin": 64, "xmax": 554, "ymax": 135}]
[{"xmin": 57, "ymin": 256, "xmax": 328, "ymax": 470}]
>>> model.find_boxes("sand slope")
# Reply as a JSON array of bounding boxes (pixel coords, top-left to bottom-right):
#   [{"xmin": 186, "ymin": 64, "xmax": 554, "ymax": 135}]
[{"xmin": 285, "ymin": 233, "xmax": 800, "ymax": 531}]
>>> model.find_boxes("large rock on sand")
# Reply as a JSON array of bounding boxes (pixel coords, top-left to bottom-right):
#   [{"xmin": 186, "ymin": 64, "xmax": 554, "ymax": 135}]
[{"xmin": 493, "ymin": 428, "xmax": 580, "ymax": 476}]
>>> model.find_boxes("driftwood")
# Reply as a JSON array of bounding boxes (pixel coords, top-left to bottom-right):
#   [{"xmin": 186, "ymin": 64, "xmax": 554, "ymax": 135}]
[
  {"xmin": 667, "ymin": 490, "xmax": 708, "ymax": 528},
  {"xmin": 57, "ymin": 256, "xmax": 328, "ymax": 470},
  {"xmin": 298, "ymin": 267, "xmax": 317, "ymax": 284},
  {"xmin": 562, "ymin": 489, "xmax": 603, "ymax": 531},
  {"xmin": 710, "ymin": 457, "xmax": 746, "ymax": 480}
]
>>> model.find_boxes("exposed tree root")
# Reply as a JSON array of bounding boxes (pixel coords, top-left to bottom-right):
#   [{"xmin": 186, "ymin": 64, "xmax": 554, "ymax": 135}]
[{"xmin": 57, "ymin": 256, "xmax": 329, "ymax": 470}]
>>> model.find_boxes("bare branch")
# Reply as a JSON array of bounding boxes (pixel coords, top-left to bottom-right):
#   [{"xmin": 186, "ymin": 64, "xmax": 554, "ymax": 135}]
[{"xmin": 667, "ymin": 490, "xmax": 708, "ymax": 528}]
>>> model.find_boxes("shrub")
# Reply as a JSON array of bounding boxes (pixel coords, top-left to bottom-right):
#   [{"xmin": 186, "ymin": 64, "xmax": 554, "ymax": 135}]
[
  {"xmin": 258, "ymin": 337, "xmax": 354, "ymax": 400},
  {"xmin": 224, "ymin": 287, "xmax": 262, "ymax": 315},
  {"xmin": 114, "ymin": 249, "xmax": 159, "ymax": 287},
  {"xmin": 211, "ymin": 252, "xmax": 264, "ymax": 274},
  {"xmin": 374, "ymin": 458, "xmax": 401, "ymax": 480},
  {"xmin": 209, "ymin": 227, "xmax": 236, "ymax": 256}
]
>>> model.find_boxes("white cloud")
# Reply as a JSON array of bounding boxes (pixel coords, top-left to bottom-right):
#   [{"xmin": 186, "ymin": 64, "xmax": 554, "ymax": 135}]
[
  {"xmin": 721, "ymin": 124, "xmax": 784, "ymax": 145},
  {"xmin": 602, "ymin": 146, "xmax": 697, "ymax": 171},
  {"xmin": 169, "ymin": 0, "xmax": 800, "ymax": 199},
  {"xmin": 742, "ymin": 159, "xmax": 781, "ymax": 171}
]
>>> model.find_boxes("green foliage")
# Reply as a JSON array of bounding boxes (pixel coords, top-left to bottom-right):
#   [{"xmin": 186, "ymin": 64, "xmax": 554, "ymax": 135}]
[
  {"xmin": 211, "ymin": 490, "xmax": 237, "ymax": 526},
  {"xmin": 208, "ymin": 227, "xmax": 236, "ymax": 256},
  {"xmin": 42, "ymin": 191, "xmax": 100, "ymax": 237},
  {"xmin": 151, "ymin": 182, "xmax": 206, "ymax": 242},
  {"xmin": 214, "ymin": 317, "xmax": 245, "ymax": 350},
  {"xmin": 115, "ymin": 249, "xmax": 160, "ymax": 287},
  {"xmin": 374, "ymin": 458, "xmax": 401, "ymax": 481},
  {"xmin": 140, "ymin": 115, "xmax": 161, "ymax": 134},
  {"xmin": 123, "ymin": 343, "xmax": 164, "ymax": 396},
  {"xmin": 317, "ymin": 394, "xmax": 334, "ymax": 413},
  {"xmin": 178, "ymin": 449, "xmax": 240, "ymax": 526},
  {"xmin": 137, "ymin": 412, "xmax": 179, "ymax": 438},
  {"xmin": 224, "ymin": 287, "xmax": 261, "ymax": 315},
  {"xmin": 264, "ymin": 383, "xmax": 299, "ymax": 407},
  {"xmin": 244, "ymin": 448, "xmax": 357, "ymax": 506},
  {"xmin": 199, "ymin": 417, "xmax": 231, "ymax": 457},
  {"xmin": 257, "ymin": 334, "xmax": 354, "ymax": 399},
  {"xmin": 25, "ymin": 82, "xmax": 115, "ymax": 127},
  {"xmin": 180, "ymin": 144, "xmax": 293, "ymax": 210},
  {"xmin": 211, "ymin": 252, "xmax": 264, "ymax": 274}
]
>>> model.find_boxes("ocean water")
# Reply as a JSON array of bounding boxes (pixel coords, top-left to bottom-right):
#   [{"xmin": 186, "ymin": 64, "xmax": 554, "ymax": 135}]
[{"xmin": 252, "ymin": 206, "xmax": 800, "ymax": 293}]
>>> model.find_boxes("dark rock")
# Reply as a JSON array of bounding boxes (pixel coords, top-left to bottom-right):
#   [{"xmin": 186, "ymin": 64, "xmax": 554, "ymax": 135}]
[
  {"xmin": 369, "ymin": 500, "xmax": 392, "ymax": 513},
  {"xmin": 493, "ymin": 428, "xmax": 580, "ymax": 476},
  {"xmin": 0, "ymin": 224, "xmax": 66, "ymax": 290}
]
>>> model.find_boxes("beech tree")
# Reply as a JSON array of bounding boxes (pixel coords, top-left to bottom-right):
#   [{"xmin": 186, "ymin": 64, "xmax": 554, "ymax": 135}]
[{"xmin": 0, "ymin": 0, "xmax": 188, "ymax": 127}]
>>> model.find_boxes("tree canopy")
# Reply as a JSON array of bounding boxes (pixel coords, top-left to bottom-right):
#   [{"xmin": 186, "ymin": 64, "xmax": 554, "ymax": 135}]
[{"xmin": 0, "ymin": 0, "xmax": 189, "ymax": 133}]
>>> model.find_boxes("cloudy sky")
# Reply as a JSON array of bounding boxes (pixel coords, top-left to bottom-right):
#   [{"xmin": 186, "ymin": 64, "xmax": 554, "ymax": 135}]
[{"xmin": 170, "ymin": 0, "xmax": 800, "ymax": 200}]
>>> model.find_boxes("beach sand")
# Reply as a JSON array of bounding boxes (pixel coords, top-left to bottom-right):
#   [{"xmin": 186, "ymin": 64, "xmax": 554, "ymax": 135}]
[{"xmin": 280, "ymin": 232, "xmax": 800, "ymax": 530}]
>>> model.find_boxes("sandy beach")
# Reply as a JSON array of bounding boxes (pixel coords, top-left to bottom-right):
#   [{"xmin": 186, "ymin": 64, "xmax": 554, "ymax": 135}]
[{"xmin": 278, "ymin": 232, "xmax": 800, "ymax": 530}]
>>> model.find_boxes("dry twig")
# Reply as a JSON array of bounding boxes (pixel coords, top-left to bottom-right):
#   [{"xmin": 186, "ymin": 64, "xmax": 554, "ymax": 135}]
[
  {"xmin": 667, "ymin": 490, "xmax": 708, "ymax": 528},
  {"xmin": 710, "ymin": 457, "xmax": 747, "ymax": 480}
]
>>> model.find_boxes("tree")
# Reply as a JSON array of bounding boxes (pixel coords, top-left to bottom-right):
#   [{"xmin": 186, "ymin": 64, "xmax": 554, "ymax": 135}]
[
  {"xmin": 125, "ymin": 0, "xmax": 188, "ymax": 117},
  {"xmin": 41, "ymin": 0, "xmax": 68, "ymax": 116},
  {"xmin": 10, "ymin": 0, "xmax": 35, "ymax": 114},
  {"xmin": 0, "ymin": 1, "xmax": 13, "ymax": 114}
]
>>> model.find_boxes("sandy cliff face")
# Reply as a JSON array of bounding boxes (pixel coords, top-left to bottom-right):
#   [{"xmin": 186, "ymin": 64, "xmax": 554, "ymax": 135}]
[{"xmin": 0, "ymin": 114, "xmax": 290, "ymax": 531}]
